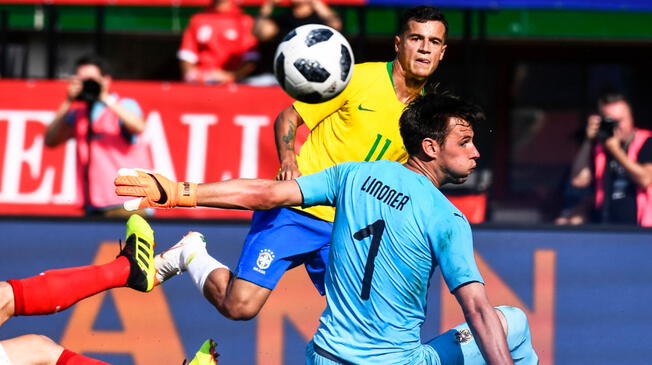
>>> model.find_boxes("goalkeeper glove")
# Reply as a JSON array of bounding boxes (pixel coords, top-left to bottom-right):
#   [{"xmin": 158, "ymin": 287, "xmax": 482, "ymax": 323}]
[{"xmin": 114, "ymin": 168, "xmax": 197, "ymax": 211}]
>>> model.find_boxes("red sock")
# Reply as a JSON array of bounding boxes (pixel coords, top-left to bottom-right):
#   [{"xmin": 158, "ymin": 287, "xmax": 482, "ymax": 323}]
[
  {"xmin": 8, "ymin": 256, "xmax": 130, "ymax": 316},
  {"xmin": 56, "ymin": 349, "xmax": 110, "ymax": 365}
]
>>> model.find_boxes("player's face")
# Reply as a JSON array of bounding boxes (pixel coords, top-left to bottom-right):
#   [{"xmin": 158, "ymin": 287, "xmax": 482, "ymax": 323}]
[
  {"xmin": 395, "ymin": 20, "xmax": 447, "ymax": 80},
  {"xmin": 438, "ymin": 119, "xmax": 479, "ymax": 184},
  {"xmin": 600, "ymin": 100, "xmax": 634, "ymax": 140}
]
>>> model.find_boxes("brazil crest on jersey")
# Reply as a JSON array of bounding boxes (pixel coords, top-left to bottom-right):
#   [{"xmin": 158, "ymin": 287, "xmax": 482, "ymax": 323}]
[
  {"xmin": 296, "ymin": 161, "xmax": 483, "ymax": 364},
  {"xmin": 292, "ymin": 62, "xmax": 409, "ymax": 222}
]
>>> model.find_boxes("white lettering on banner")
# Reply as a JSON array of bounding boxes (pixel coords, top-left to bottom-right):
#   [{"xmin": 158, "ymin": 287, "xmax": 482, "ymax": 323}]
[
  {"xmin": 0, "ymin": 110, "xmax": 57, "ymax": 203},
  {"xmin": 52, "ymin": 139, "xmax": 78, "ymax": 204},
  {"xmin": 181, "ymin": 114, "xmax": 217, "ymax": 183},
  {"xmin": 143, "ymin": 111, "xmax": 176, "ymax": 181},
  {"xmin": 234, "ymin": 116, "xmax": 269, "ymax": 179}
]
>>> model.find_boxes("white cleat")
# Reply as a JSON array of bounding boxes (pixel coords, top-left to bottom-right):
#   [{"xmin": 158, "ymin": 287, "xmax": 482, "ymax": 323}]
[{"xmin": 154, "ymin": 231, "xmax": 207, "ymax": 285}]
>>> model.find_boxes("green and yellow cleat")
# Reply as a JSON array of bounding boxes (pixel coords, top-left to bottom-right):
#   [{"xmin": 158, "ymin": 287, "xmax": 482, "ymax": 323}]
[
  {"xmin": 119, "ymin": 214, "xmax": 156, "ymax": 292},
  {"xmin": 183, "ymin": 338, "xmax": 219, "ymax": 365}
]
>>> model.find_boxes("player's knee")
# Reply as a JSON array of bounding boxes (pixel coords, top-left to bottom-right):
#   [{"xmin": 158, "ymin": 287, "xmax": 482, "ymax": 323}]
[
  {"xmin": 16, "ymin": 334, "xmax": 63, "ymax": 363},
  {"xmin": 496, "ymin": 305, "xmax": 530, "ymax": 348},
  {"xmin": 21, "ymin": 334, "xmax": 55, "ymax": 347}
]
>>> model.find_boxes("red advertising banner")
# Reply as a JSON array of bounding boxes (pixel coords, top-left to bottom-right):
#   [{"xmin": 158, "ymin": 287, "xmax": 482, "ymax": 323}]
[
  {"xmin": 0, "ymin": 79, "xmax": 304, "ymax": 218},
  {"xmin": 0, "ymin": 0, "xmax": 365, "ymax": 6}
]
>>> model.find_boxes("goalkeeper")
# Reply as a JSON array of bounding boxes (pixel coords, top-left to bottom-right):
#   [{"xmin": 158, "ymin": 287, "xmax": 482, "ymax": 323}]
[{"xmin": 114, "ymin": 93, "xmax": 539, "ymax": 364}]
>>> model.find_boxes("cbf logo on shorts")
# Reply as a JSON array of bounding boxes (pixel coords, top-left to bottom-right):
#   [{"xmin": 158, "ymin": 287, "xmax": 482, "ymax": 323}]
[
  {"xmin": 253, "ymin": 249, "xmax": 275, "ymax": 274},
  {"xmin": 455, "ymin": 329, "xmax": 473, "ymax": 345}
]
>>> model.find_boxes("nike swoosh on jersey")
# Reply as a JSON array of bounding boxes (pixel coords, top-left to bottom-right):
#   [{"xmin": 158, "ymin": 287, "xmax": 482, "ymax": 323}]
[
  {"xmin": 357, "ymin": 104, "xmax": 375, "ymax": 112},
  {"xmin": 149, "ymin": 173, "xmax": 169, "ymax": 204}
]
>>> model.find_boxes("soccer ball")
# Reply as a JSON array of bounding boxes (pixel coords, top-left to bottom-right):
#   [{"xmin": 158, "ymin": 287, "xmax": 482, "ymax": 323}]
[{"xmin": 274, "ymin": 24, "xmax": 354, "ymax": 103}]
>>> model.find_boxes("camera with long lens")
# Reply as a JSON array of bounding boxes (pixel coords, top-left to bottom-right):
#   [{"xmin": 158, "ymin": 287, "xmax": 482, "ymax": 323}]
[
  {"xmin": 75, "ymin": 79, "xmax": 101, "ymax": 102},
  {"xmin": 597, "ymin": 116, "xmax": 618, "ymax": 141}
]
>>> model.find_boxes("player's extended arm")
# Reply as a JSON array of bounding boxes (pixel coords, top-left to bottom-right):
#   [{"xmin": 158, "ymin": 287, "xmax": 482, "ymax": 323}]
[
  {"xmin": 197, "ymin": 177, "xmax": 302, "ymax": 210},
  {"xmin": 114, "ymin": 168, "xmax": 303, "ymax": 211},
  {"xmin": 274, "ymin": 106, "xmax": 305, "ymax": 180},
  {"xmin": 454, "ymin": 282, "xmax": 513, "ymax": 365}
]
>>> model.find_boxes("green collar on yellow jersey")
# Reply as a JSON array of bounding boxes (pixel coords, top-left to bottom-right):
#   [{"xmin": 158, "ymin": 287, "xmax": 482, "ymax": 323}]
[
  {"xmin": 386, "ymin": 61, "xmax": 395, "ymax": 88},
  {"xmin": 386, "ymin": 61, "xmax": 426, "ymax": 98}
]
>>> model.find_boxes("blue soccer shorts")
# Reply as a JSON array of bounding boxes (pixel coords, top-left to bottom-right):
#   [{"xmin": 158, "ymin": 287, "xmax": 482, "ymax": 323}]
[{"xmin": 234, "ymin": 207, "xmax": 333, "ymax": 295}]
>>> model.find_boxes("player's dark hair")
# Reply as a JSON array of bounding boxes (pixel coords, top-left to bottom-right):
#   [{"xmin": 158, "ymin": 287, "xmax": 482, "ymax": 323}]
[
  {"xmin": 398, "ymin": 6, "xmax": 448, "ymax": 41},
  {"xmin": 400, "ymin": 92, "xmax": 484, "ymax": 156},
  {"xmin": 75, "ymin": 54, "xmax": 109, "ymax": 75}
]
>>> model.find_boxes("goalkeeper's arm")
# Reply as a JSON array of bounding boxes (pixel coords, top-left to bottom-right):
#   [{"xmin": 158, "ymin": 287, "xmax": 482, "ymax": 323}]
[{"xmin": 114, "ymin": 168, "xmax": 303, "ymax": 211}]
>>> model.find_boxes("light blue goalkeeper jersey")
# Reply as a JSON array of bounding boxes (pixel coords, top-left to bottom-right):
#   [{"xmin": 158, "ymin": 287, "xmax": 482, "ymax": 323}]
[{"xmin": 296, "ymin": 160, "xmax": 483, "ymax": 364}]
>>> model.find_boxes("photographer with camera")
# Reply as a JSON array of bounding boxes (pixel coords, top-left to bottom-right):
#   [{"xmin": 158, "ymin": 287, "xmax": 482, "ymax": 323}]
[
  {"xmin": 45, "ymin": 55, "xmax": 152, "ymax": 217},
  {"xmin": 569, "ymin": 93, "xmax": 652, "ymax": 226}
]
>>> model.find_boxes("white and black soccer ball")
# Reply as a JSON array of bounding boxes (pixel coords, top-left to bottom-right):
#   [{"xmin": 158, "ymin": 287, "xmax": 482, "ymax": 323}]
[{"xmin": 274, "ymin": 24, "xmax": 354, "ymax": 103}]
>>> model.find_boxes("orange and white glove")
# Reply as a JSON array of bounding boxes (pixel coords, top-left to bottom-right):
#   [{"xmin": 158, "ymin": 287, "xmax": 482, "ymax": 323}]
[{"xmin": 114, "ymin": 168, "xmax": 197, "ymax": 211}]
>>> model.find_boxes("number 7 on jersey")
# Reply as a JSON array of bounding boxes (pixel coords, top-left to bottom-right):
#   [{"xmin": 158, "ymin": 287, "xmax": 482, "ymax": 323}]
[{"xmin": 353, "ymin": 219, "xmax": 385, "ymax": 300}]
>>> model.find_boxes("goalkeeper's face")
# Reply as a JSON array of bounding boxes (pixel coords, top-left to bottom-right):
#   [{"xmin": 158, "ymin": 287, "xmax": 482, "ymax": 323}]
[{"xmin": 437, "ymin": 119, "xmax": 479, "ymax": 185}]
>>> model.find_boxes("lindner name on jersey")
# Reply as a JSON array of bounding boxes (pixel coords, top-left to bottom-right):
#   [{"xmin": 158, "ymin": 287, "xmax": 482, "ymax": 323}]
[{"xmin": 360, "ymin": 176, "xmax": 410, "ymax": 211}]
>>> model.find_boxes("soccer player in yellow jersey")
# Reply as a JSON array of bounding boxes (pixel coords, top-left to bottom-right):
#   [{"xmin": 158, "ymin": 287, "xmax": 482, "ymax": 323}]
[{"xmin": 137, "ymin": 6, "xmax": 450, "ymax": 321}]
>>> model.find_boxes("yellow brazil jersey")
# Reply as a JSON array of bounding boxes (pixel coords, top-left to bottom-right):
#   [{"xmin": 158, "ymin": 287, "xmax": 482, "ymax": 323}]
[{"xmin": 292, "ymin": 61, "xmax": 410, "ymax": 222}]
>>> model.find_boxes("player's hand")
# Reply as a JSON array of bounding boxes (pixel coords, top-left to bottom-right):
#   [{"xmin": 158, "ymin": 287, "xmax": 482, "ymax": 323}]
[
  {"xmin": 586, "ymin": 114, "xmax": 600, "ymax": 140},
  {"xmin": 276, "ymin": 161, "xmax": 302, "ymax": 181},
  {"xmin": 114, "ymin": 168, "xmax": 197, "ymax": 211}
]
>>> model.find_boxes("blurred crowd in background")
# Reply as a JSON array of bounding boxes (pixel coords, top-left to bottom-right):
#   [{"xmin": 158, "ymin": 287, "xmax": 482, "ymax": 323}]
[{"xmin": 1, "ymin": 0, "xmax": 651, "ymax": 226}]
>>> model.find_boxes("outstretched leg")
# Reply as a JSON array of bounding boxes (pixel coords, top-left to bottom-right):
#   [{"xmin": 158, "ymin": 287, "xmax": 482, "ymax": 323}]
[{"xmin": 0, "ymin": 215, "xmax": 155, "ymax": 323}]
